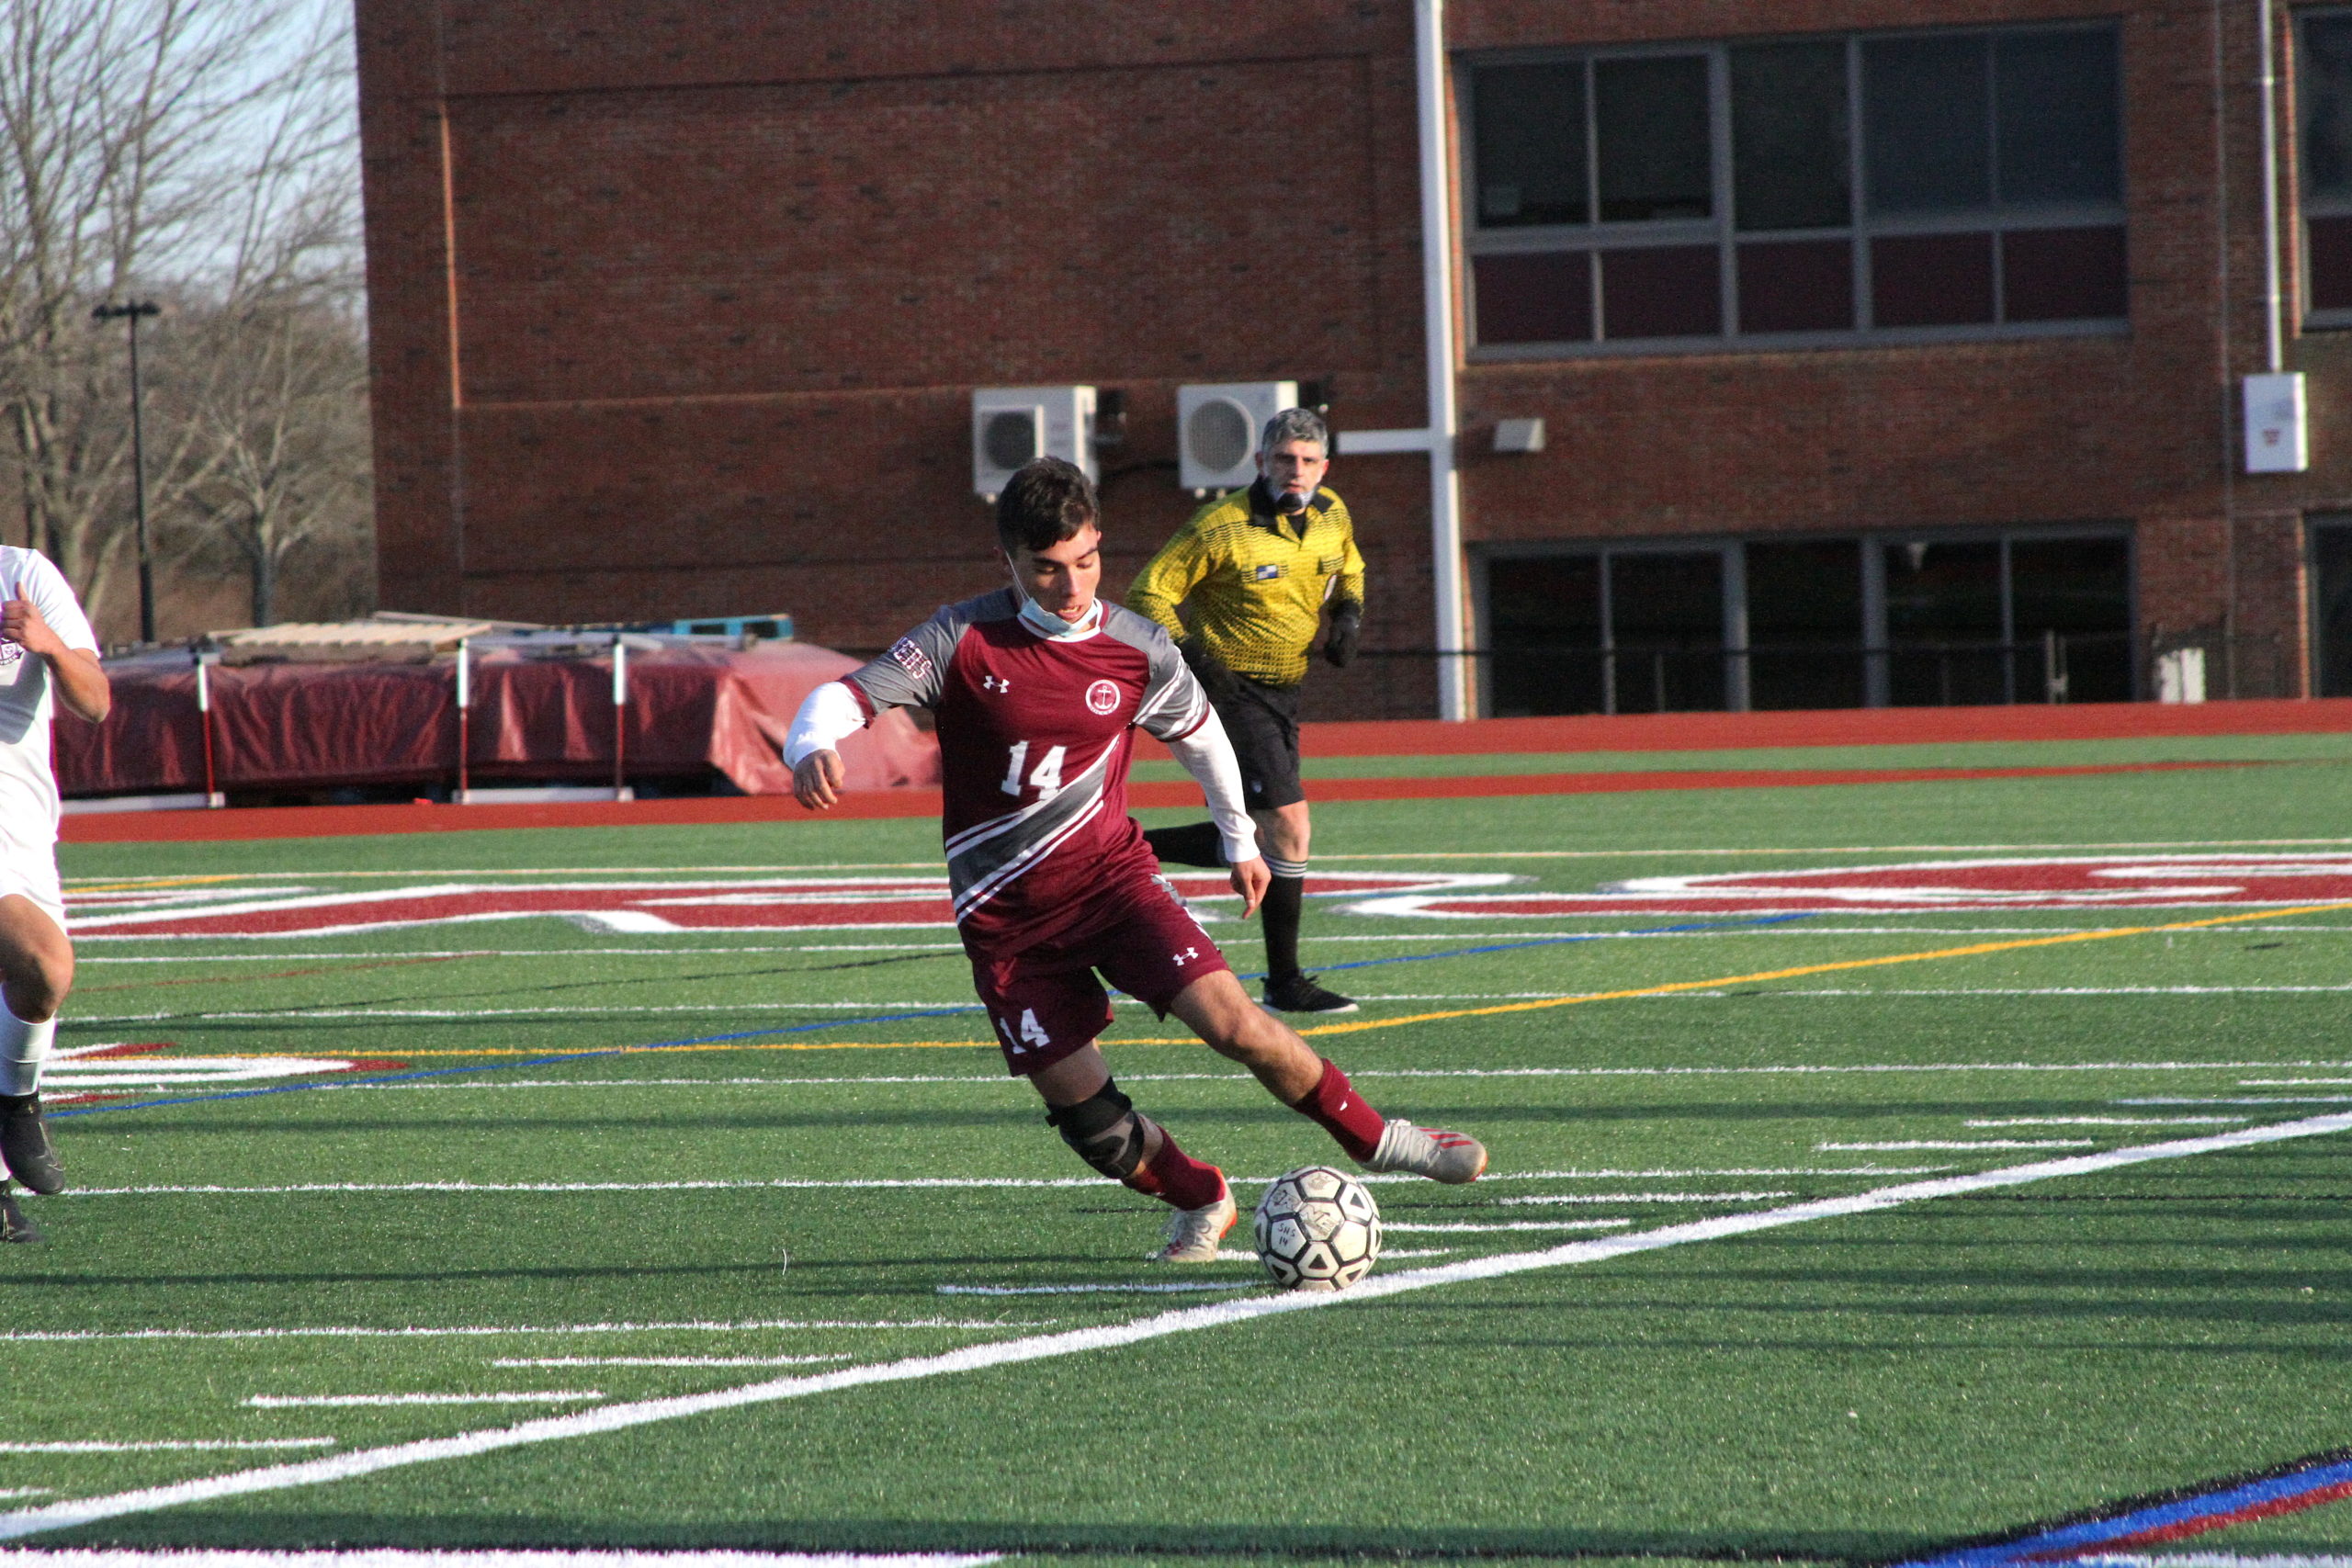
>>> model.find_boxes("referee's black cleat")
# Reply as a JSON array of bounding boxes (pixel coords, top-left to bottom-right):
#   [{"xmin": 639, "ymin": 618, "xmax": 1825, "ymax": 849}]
[
  {"xmin": 0, "ymin": 1094, "xmax": 63, "ymax": 1195},
  {"xmin": 0, "ymin": 1185, "xmax": 40, "ymax": 1243},
  {"xmin": 1262, "ymin": 973, "xmax": 1359, "ymax": 1015}
]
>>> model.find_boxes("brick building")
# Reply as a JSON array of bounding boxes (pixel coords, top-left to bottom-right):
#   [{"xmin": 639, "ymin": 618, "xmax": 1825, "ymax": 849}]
[{"xmin": 356, "ymin": 0, "xmax": 2352, "ymax": 719}]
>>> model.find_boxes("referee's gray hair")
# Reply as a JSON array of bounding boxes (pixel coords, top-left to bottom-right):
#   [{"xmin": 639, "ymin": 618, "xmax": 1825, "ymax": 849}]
[{"xmin": 1259, "ymin": 407, "xmax": 1329, "ymax": 457}]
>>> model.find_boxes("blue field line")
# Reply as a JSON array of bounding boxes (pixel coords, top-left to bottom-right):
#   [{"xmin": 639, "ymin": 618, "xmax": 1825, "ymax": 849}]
[
  {"xmin": 42, "ymin": 911, "xmax": 1815, "ymax": 1122},
  {"xmin": 1228, "ymin": 909, "xmax": 1820, "ymax": 982},
  {"xmin": 1894, "ymin": 1448, "xmax": 2352, "ymax": 1567}
]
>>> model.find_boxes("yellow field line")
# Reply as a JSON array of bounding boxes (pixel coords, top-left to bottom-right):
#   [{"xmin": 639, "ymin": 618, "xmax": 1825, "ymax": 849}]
[
  {"xmin": 69, "ymin": 875, "xmax": 254, "ymax": 894},
  {"xmin": 1290, "ymin": 897, "xmax": 2352, "ymax": 1037},
  {"xmin": 201, "ymin": 898, "xmax": 2352, "ymax": 1063}
]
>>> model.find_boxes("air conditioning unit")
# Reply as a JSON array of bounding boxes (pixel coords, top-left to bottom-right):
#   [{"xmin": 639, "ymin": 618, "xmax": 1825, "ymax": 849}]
[
  {"xmin": 1177, "ymin": 380, "xmax": 1297, "ymax": 494},
  {"xmin": 972, "ymin": 386, "xmax": 1096, "ymax": 500}
]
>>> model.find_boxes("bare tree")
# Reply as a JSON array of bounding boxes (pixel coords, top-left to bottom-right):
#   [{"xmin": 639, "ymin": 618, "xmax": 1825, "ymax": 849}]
[{"xmin": 0, "ymin": 0, "xmax": 364, "ymax": 636}]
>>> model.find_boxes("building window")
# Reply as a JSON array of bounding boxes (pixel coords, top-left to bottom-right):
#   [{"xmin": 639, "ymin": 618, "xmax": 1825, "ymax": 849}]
[
  {"xmin": 2301, "ymin": 11, "xmax": 2352, "ymax": 323},
  {"xmin": 1479, "ymin": 528, "xmax": 2132, "ymax": 715},
  {"xmin": 1464, "ymin": 23, "xmax": 2127, "ymax": 355}
]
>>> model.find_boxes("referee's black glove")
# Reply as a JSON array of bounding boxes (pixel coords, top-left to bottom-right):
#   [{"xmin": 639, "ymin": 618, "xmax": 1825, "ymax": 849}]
[
  {"xmin": 1179, "ymin": 637, "xmax": 1245, "ymax": 705},
  {"xmin": 1324, "ymin": 601, "xmax": 1363, "ymax": 669}
]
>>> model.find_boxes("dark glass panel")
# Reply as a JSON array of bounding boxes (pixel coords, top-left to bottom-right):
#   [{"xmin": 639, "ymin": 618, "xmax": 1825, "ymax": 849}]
[
  {"xmin": 1472, "ymin": 62, "xmax": 1589, "ymax": 227},
  {"xmin": 2301, "ymin": 16, "xmax": 2352, "ymax": 198},
  {"xmin": 1746, "ymin": 540, "xmax": 1865, "ymax": 709},
  {"xmin": 1487, "ymin": 555, "xmax": 1604, "ymax": 716},
  {"xmin": 1883, "ymin": 539, "xmax": 2006, "ymax": 705},
  {"xmin": 2001, "ymin": 226, "xmax": 2127, "ymax": 321},
  {"xmin": 1994, "ymin": 28, "xmax": 2121, "ymax": 205},
  {"xmin": 1609, "ymin": 552, "xmax": 1727, "ymax": 713},
  {"xmin": 1471, "ymin": 252, "xmax": 1593, "ymax": 344},
  {"xmin": 2315, "ymin": 524, "xmax": 2352, "ymax": 697},
  {"xmin": 2008, "ymin": 535, "xmax": 2132, "ymax": 703},
  {"xmin": 1594, "ymin": 55, "xmax": 1713, "ymax": 221},
  {"xmin": 1731, "ymin": 41, "xmax": 1851, "ymax": 231},
  {"xmin": 1871, "ymin": 232, "xmax": 1996, "ymax": 326},
  {"xmin": 1737, "ymin": 239, "xmax": 1854, "ymax": 333},
  {"xmin": 1600, "ymin": 245, "xmax": 1722, "ymax": 339},
  {"xmin": 2310, "ymin": 215, "xmax": 2352, "ymax": 313},
  {"xmin": 1863, "ymin": 35, "xmax": 1991, "ymax": 213}
]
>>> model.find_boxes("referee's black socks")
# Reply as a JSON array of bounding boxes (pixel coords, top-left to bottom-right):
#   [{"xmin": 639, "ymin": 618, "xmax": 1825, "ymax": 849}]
[
  {"xmin": 1262, "ymin": 858, "xmax": 1307, "ymax": 983},
  {"xmin": 1142, "ymin": 821, "xmax": 1225, "ymax": 868}
]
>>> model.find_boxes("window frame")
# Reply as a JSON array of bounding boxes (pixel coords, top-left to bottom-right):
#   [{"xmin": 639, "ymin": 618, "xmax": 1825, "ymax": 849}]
[{"xmin": 1458, "ymin": 21, "xmax": 2130, "ymax": 360}]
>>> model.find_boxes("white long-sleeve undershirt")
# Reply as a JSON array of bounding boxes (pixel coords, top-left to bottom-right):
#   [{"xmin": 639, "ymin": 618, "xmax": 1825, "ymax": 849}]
[
  {"xmin": 1164, "ymin": 706, "xmax": 1259, "ymax": 865},
  {"xmin": 784, "ymin": 680, "xmax": 865, "ymax": 768}
]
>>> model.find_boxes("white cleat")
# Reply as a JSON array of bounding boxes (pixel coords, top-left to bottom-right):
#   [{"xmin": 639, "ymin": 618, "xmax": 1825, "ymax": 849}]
[
  {"xmin": 1149, "ymin": 1189, "xmax": 1238, "ymax": 1263},
  {"xmin": 1360, "ymin": 1118, "xmax": 1488, "ymax": 1185}
]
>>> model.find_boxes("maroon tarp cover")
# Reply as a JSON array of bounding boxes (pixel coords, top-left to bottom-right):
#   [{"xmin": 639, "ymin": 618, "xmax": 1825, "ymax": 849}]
[{"xmin": 57, "ymin": 642, "xmax": 938, "ymax": 797}]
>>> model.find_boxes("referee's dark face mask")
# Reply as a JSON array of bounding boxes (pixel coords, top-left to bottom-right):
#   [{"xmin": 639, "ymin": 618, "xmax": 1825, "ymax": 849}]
[{"xmin": 1261, "ymin": 439, "xmax": 1329, "ymax": 512}]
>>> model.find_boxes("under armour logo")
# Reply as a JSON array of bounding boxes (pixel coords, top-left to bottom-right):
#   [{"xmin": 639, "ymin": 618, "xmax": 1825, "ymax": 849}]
[
  {"xmin": 1173, "ymin": 946, "xmax": 1199, "ymax": 965},
  {"xmin": 982, "ymin": 674, "xmax": 1012, "ymax": 693}
]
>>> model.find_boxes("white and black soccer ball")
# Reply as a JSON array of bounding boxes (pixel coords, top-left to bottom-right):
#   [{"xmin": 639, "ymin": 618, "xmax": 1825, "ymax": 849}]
[{"xmin": 1252, "ymin": 1165, "xmax": 1382, "ymax": 1292}]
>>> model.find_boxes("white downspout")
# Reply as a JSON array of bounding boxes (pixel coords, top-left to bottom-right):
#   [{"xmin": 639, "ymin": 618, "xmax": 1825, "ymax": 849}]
[
  {"xmin": 2259, "ymin": 0, "xmax": 2285, "ymax": 374},
  {"xmin": 1415, "ymin": 0, "xmax": 1470, "ymax": 719}
]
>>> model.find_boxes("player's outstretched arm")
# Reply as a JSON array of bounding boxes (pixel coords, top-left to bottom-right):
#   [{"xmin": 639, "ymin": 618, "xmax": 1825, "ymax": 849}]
[
  {"xmin": 1162, "ymin": 705, "xmax": 1262, "ymax": 915},
  {"xmin": 784, "ymin": 679, "xmax": 867, "ymax": 811}
]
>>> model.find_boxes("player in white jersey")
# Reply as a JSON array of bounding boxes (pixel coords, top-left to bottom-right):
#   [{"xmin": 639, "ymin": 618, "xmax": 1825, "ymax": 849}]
[{"xmin": 0, "ymin": 549, "xmax": 109, "ymax": 1241}]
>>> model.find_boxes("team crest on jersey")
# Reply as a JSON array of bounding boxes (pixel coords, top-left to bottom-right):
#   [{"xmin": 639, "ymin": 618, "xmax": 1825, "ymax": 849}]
[
  {"xmin": 1085, "ymin": 679, "xmax": 1121, "ymax": 715},
  {"xmin": 888, "ymin": 637, "xmax": 933, "ymax": 681}
]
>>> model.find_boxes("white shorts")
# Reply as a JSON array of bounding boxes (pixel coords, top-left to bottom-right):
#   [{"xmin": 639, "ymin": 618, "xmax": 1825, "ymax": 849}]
[{"xmin": 0, "ymin": 845, "xmax": 66, "ymax": 934}]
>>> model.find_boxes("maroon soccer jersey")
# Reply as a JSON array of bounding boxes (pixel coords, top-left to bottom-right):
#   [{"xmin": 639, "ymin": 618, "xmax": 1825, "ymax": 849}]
[{"xmin": 843, "ymin": 588, "xmax": 1211, "ymax": 953}]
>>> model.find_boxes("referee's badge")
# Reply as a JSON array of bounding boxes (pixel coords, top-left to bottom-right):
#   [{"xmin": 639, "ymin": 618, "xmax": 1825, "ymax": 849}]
[{"xmin": 1252, "ymin": 563, "xmax": 1283, "ymax": 581}]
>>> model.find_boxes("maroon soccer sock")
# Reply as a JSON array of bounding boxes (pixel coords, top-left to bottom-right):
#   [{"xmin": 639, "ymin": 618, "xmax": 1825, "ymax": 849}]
[
  {"xmin": 1124, "ymin": 1133, "xmax": 1227, "ymax": 1212},
  {"xmin": 1291, "ymin": 1058, "xmax": 1385, "ymax": 1162}
]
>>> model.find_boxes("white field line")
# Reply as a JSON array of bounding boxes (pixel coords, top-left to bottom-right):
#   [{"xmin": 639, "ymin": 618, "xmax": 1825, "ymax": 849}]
[
  {"xmin": 2241, "ymin": 1078, "xmax": 2352, "ymax": 1086},
  {"xmin": 0, "ymin": 1442, "xmax": 333, "ymax": 1454},
  {"xmin": 7, "ymin": 1111, "xmax": 2348, "ymax": 1543},
  {"xmin": 71, "ymin": 985, "xmax": 2352, "ymax": 1021},
  {"xmin": 1778, "ymin": 986, "xmax": 2352, "ymax": 997},
  {"xmin": 245, "ymin": 1393, "xmax": 598, "ymax": 1409},
  {"xmin": 2089, "ymin": 1558, "xmax": 2352, "ymax": 1568},
  {"xmin": 1819, "ymin": 1140, "xmax": 2097, "ymax": 1150},
  {"xmin": 0, "ymin": 1553, "xmax": 1003, "ymax": 1568},
  {"xmin": 1488, "ymin": 1190, "xmax": 1792, "ymax": 1205},
  {"xmin": 935, "ymin": 1282, "xmax": 1249, "ymax": 1297},
  {"xmin": 0, "ymin": 1319, "xmax": 1045, "ymax": 1344},
  {"xmin": 2120, "ymin": 1097, "xmax": 2352, "ymax": 1107},
  {"xmin": 45, "ymin": 1172, "xmax": 1918, "ymax": 1200},
  {"xmin": 1384, "ymin": 1220, "xmax": 1633, "ymax": 1233},
  {"xmin": 1965, "ymin": 1116, "xmax": 2250, "ymax": 1126},
  {"xmin": 490, "ymin": 1356, "xmax": 854, "ymax": 1369}
]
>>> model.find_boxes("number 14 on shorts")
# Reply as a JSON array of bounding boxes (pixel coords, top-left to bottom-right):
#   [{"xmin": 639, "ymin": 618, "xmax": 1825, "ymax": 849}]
[{"xmin": 993, "ymin": 1008, "xmax": 1054, "ymax": 1055}]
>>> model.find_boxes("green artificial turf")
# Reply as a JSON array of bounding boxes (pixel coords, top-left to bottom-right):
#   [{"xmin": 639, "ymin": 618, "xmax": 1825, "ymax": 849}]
[{"xmin": 6, "ymin": 757, "xmax": 2352, "ymax": 1561}]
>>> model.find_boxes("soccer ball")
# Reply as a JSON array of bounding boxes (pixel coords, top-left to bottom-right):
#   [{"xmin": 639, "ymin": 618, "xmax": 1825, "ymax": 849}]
[{"xmin": 1252, "ymin": 1165, "xmax": 1381, "ymax": 1291}]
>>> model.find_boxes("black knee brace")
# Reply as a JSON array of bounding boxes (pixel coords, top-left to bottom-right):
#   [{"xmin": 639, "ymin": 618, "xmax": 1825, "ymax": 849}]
[{"xmin": 1046, "ymin": 1080, "xmax": 1153, "ymax": 1180}]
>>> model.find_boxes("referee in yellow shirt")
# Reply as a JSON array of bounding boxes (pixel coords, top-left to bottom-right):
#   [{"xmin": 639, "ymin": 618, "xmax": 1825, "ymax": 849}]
[{"xmin": 1126, "ymin": 408, "xmax": 1364, "ymax": 1014}]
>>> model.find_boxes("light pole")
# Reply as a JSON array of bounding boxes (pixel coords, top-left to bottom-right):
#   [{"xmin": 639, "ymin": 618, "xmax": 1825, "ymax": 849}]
[{"xmin": 92, "ymin": 299, "xmax": 161, "ymax": 643}]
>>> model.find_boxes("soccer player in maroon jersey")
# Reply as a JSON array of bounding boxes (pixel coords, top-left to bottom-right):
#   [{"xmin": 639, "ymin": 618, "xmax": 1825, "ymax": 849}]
[{"xmin": 785, "ymin": 457, "xmax": 1487, "ymax": 1262}]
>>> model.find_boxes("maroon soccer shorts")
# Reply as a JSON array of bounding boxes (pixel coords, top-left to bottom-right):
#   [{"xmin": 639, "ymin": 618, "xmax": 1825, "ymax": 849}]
[{"xmin": 967, "ymin": 874, "xmax": 1233, "ymax": 1076}]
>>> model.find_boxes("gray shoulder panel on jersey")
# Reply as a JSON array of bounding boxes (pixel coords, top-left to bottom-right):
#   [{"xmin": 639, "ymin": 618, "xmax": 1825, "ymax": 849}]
[
  {"xmin": 1101, "ymin": 602, "xmax": 1207, "ymax": 742},
  {"xmin": 847, "ymin": 588, "xmax": 1021, "ymax": 711},
  {"xmin": 945, "ymin": 738, "xmax": 1119, "ymax": 920}
]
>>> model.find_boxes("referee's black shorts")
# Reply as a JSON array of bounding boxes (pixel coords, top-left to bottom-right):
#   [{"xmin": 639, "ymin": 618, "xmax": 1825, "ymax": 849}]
[{"xmin": 1216, "ymin": 677, "xmax": 1305, "ymax": 813}]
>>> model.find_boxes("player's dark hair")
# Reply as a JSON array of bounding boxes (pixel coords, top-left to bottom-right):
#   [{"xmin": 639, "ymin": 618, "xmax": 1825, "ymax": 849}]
[{"xmin": 996, "ymin": 457, "xmax": 1099, "ymax": 556}]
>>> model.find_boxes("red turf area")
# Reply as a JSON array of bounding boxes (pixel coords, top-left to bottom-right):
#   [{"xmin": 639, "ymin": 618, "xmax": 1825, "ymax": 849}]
[{"xmin": 58, "ymin": 696, "xmax": 2348, "ymax": 843}]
